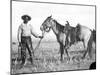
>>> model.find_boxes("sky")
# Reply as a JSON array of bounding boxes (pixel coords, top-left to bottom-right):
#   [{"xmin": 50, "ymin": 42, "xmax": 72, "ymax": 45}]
[{"xmin": 12, "ymin": 1, "xmax": 95, "ymax": 42}]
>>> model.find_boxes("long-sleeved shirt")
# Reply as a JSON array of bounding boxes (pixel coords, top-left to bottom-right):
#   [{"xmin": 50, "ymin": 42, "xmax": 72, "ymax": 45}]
[{"xmin": 17, "ymin": 23, "xmax": 39, "ymax": 42}]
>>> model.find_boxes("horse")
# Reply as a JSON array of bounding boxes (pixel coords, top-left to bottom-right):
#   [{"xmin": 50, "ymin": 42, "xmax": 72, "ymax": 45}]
[
  {"xmin": 76, "ymin": 24, "xmax": 93, "ymax": 59},
  {"xmin": 40, "ymin": 15, "xmax": 70, "ymax": 61}
]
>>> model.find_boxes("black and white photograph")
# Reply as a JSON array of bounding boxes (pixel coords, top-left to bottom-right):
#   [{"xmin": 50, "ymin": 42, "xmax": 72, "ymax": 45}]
[{"xmin": 11, "ymin": 0, "xmax": 96, "ymax": 74}]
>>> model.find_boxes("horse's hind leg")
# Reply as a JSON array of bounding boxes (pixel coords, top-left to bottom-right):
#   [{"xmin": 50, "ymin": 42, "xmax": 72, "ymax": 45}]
[
  {"xmin": 65, "ymin": 48, "xmax": 70, "ymax": 61},
  {"xmin": 81, "ymin": 41, "xmax": 87, "ymax": 59},
  {"xmin": 82, "ymin": 39, "xmax": 89, "ymax": 59},
  {"xmin": 87, "ymin": 42, "xmax": 92, "ymax": 59},
  {"xmin": 64, "ymin": 38, "xmax": 70, "ymax": 61},
  {"xmin": 65, "ymin": 41, "xmax": 70, "ymax": 61}
]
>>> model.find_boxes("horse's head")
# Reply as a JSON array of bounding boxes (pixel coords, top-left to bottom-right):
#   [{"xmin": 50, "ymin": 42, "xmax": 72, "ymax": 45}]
[{"xmin": 40, "ymin": 15, "xmax": 53, "ymax": 32}]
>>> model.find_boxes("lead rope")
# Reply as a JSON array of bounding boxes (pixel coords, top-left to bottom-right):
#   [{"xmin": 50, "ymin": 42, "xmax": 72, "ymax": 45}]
[{"xmin": 34, "ymin": 31, "xmax": 45, "ymax": 51}]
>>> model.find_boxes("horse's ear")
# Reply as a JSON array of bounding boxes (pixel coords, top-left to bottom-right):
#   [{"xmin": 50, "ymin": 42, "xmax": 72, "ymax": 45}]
[
  {"xmin": 50, "ymin": 15, "xmax": 52, "ymax": 18},
  {"xmin": 77, "ymin": 23, "xmax": 80, "ymax": 27}
]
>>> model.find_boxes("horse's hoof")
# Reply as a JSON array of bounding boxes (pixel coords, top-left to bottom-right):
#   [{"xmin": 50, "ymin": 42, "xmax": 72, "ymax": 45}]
[
  {"xmin": 60, "ymin": 59, "xmax": 62, "ymax": 61},
  {"xmin": 67, "ymin": 57, "xmax": 70, "ymax": 61},
  {"xmin": 58, "ymin": 51, "xmax": 60, "ymax": 54},
  {"xmin": 80, "ymin": 57, "xmax": 86, "ymax": 62},
  {"xmin": 89, "ymin": 56, "xmax": 93, "ymax": 60},
  {"xmin": 60, "ymin": 59, "xmax": 63, "ymax": 63},
  {"xmin": 61, "ymin": 60, "xmax": 64, "ymax": 63},
  {"xmin": 16, "ymin": 64, "xmax": 24, "ymax": 69},
  {"xmin": 81, "ymin": 56, "xmax": 85, "ymax": 59}
]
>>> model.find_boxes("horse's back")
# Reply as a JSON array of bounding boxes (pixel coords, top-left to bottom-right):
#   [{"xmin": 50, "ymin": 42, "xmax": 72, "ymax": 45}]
[
  {"xmin": 81, "ymin": 25, "xmax": 91, "ymax": 34},
  {"xmin": 78, "ymin": 25, "xmax": 92, "ymax": 40}
]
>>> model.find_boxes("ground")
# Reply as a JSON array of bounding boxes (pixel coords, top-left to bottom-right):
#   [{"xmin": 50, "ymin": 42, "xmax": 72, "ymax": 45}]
[{"xmin": 11, "ymin": 41, "xmax": 96, "ymax": 75}]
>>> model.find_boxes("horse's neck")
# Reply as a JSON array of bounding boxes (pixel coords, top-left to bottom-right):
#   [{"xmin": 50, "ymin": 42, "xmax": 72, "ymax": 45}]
[{"xmin": 51, "ymin": 21, "xmax": 59, "ymax": 35}]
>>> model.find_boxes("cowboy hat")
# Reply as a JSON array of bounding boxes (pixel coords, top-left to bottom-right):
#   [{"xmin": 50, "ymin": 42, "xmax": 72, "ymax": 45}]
[{"xmin": 21, "ymin": 15, "xmax": 31, "ymax": 21}]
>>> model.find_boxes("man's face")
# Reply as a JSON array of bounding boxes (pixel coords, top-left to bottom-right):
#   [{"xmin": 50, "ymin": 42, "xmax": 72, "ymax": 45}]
[{"xmin": 24, "ymin": 19, "xmax": 28, "ymax": 24}]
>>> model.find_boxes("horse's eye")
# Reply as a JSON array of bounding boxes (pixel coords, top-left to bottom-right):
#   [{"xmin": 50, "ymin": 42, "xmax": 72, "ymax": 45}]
[{"xmin": 44, "ymin": 26, "xmax": 47, "ymax": 29}]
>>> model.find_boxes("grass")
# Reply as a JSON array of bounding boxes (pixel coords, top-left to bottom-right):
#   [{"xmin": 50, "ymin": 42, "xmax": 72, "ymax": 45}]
[{"xmin": 11, "ymin": 41, "xmax": 96, "ymax": 74}]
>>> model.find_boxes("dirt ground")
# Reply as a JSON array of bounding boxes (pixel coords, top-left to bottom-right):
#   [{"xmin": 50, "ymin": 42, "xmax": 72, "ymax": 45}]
[{"xmin": 11, "ymin": 41, "xmax": 96, "ymax": 75}]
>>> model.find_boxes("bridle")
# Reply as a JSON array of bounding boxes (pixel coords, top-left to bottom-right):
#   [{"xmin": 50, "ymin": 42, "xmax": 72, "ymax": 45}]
[
  {"xmin": 43, "ymin": 25, "xmax": 51, "ymax": 32},
  {"xmin": 42, "ymin": 18, "xmax": 54, "ymax": 33}
]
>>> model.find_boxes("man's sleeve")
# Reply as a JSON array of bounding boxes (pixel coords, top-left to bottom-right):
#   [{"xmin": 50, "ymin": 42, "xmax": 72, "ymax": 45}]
[
  {"xmin": 17, "ymin": 25, "xmax": 22, "ymax": 42},
  {"xmin": 30, "ymin": 25, "xmax": 39, "ymax": 38}
]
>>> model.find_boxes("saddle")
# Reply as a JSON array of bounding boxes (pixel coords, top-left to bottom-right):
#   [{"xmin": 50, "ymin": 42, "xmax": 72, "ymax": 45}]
[{"xmin": 64, "ymin": 23, "xmax": 80, "ymax": 46}]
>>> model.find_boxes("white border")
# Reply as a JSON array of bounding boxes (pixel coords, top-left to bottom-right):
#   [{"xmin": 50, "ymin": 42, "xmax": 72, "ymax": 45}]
[{"xmin": 0, "ymin": 0, "xmax": 99, "ymax": 75}]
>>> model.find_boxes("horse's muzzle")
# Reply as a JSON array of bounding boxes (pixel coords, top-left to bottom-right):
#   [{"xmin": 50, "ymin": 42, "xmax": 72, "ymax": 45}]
[{"xmin": 40, "ymin": 25, "xmax": 44, "ymax": 31}]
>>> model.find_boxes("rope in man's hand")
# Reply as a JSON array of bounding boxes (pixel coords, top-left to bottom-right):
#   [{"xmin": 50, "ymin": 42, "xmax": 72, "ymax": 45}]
[{"xmin": 34, "ymin": 31, "xmax": 45, "ymax": 51}]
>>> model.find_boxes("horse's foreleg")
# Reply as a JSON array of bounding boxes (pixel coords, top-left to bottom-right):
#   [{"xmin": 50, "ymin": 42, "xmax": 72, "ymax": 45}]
[
  {"xmin": 65, "ymin": 48, "xmax": 70, "ymax": 61},
  {"xmin": 60, "ymin": 43, "xmax": 64, "ymax": 61}
]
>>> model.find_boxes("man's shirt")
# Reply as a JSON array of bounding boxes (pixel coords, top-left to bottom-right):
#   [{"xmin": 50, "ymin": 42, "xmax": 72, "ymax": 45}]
[{"xmin": 17, "ymin": 23, "xmax": 39, "ymax": 42}]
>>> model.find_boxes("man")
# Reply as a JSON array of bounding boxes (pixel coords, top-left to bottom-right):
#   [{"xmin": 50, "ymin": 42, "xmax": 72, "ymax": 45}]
[{"xmin": 17, "ymin": 15, "xmax": 43, "ymax": 66}]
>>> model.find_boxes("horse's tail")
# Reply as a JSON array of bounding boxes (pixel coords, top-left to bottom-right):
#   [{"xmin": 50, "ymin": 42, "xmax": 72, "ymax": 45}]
[
  {"xmin": 87, "ymin": 30, "xmax": 94, "ymax": 58},
  {"xmin": 92, "ymin": 30, "xmax": 96, "ymax": 43}
]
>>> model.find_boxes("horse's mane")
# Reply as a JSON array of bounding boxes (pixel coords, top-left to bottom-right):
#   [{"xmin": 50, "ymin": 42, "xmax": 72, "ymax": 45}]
[{"xmin": 53, "ymin": 20, "xmax": 65, "ymax": 32}]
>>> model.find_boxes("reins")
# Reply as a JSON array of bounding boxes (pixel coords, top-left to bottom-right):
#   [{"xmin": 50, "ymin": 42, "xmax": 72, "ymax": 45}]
[{"xmin": 34, "ymin": 31, "xmax": 45, "ymax": 51}]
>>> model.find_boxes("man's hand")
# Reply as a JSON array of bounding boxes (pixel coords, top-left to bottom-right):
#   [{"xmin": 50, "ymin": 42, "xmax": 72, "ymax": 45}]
[{"xmin": 39, "ymin": 36, "xmax": 43, "ymax": 39}]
